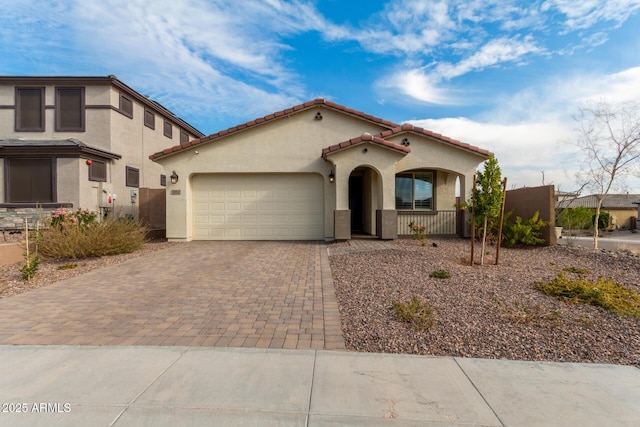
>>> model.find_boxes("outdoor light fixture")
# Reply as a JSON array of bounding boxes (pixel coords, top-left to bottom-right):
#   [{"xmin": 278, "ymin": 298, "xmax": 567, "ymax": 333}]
[
  {"xmin": 328, "ymin": 171, "xmax": 335, "ymax": 183},
  {"xmin": 170, "ymin": 170, "xmax": 179, "ymax": 184}
]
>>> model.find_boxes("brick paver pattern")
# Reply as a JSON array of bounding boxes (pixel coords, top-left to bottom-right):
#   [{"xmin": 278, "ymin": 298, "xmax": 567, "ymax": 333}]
[{"xmin": 0, "ymin": 241, "xmax": 345, "ymax": 350}]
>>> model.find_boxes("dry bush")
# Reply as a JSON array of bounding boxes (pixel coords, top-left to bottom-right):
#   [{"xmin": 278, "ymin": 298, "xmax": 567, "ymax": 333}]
[{"xmin": 39, "ymin": 218, "xmax": 147, "ymax": 259}]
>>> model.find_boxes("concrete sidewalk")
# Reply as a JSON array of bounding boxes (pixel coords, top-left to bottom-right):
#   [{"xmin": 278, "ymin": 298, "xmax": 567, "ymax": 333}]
[{"xmin": 1, "ymin": 346, "xmax": 638, "ymax": 426}]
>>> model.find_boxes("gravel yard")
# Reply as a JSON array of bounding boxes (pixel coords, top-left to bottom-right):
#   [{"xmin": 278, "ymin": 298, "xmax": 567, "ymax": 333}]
[{"xmin": 329, "ymin": 237, "xmax": 640, "ymax": 367}]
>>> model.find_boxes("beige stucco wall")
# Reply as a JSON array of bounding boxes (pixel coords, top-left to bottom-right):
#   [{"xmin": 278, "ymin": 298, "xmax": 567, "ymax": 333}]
[
  {"xmin": 155, "ymin": 106, "xmax": 488, "ymax": 241},
  {"xmin": 157, "ymin": 106, "xmax": 390, "ymax": 240},
  {"xmin": 608, "ymin": 209, "xmax": 637, "ymax": 229},
  {"xmin": 325, "ymin": 143, "xmax": 404, "ymax": 211},
  {"xmin": 57, "ymin": 158, "xmax": 80, "ymax": 208}
]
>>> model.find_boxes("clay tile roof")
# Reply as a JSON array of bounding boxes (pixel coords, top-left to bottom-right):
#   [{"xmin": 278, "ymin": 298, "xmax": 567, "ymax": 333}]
[
  {"xmin": 374, "ymin": 125, "xmax": 492, "ymax": 158},
  {"xmin": 322, "ymin": 133, "xmax": 410, "ymax": 159},
  {"xmin": 150, "ymin": 98, "xmax": 402, "ymax": 161}
]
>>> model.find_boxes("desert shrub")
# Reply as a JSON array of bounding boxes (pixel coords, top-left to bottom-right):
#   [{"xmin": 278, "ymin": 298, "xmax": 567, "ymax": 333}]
[
  {"xmin": 391, "ymin": 297, "xmax": 434, "ymax": 330},
  {"xmin": 535, "ymin": 272, "xmax": 640, "ymax": 317},
  {"xmin": 502, "ymin": 211, "xmax": 548, "ymax": 247},
  {"xmin": 408, "ymin": 222, "xmax": 427, "ymax": 246},
  {"xmin": 559, "ymin": 206, "xmax": 592, "ymax": 230},
  {"xmin": 50, "ymin": 208, "xmax": 98, "ymax": 230},
  {"xmin": 594, "ymin": 211, "xmax": 611, "ymax": 230},
  {"xmin": 429, "ymin": 269, "xmax": 451, "ymax": 279},
  {"xmin": 20, "ymin": 253, "xmax": 39, "ymax": 281},
  {"xmin": 39, "ymin": 217, "xmax": 147, "ymax": 259}
]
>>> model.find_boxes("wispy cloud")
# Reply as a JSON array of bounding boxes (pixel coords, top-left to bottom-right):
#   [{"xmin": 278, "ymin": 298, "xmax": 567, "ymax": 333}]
[
  {"xmin": 409, "ymin": 66, "xmax": 640, "ymax": 189},
  {"xmin": 434, "ymin": 35, "xmax": 543, "ymax": 79},
  {"xmin": 361, "ymin": 0, "xmax": 638, "ymax": 105},
  {"xmin": 543, "ymin": 0, "xmax": 640, "ymax": 31}
]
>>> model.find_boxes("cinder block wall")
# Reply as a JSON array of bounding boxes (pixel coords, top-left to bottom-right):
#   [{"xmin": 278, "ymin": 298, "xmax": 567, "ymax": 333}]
[{"xmin": 504, "ymin": 185, "xmax": 556, "ymax": 246}]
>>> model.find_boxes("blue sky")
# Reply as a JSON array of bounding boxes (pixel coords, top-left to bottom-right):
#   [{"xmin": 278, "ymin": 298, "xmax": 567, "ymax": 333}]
[{"xmin": 1, "ymin": 0, "xmax": 639, "ymax": 191}]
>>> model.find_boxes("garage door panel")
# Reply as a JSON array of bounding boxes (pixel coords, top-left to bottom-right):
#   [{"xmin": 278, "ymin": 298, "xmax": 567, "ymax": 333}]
[{"xmin": 192, "ymin": 174, "xmax": 323, "ymax": 240}]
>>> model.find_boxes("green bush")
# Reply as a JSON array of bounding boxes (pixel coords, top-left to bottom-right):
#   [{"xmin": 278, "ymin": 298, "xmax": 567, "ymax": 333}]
[
  {"xmin": 20, "ymin": 253, "xmax": 39, "ymax": 281},
  {"xmin": 502, "ymin": 211, "xmax": 548, "ymax": 247},
  {"xmin": 594, "ymin": 211, "xmax": 611, "ymax": 230},
  {"xmin": 408, "ymin": 222, "xmax": 427, "ymax": 246},
  {"xmin": 50, "ymin": 207, "xmax": 98, "ymax": 230},
  {"xmin": 535, "ymin": 272, "xmax": 640, "ymax": 317},
  {"xmin": 559, "ymin": 206, "xmax": 593, "ymax": 230},
  {"xmin": 391, "ymin": 297, "xmax": 434, "ymax": 330},
  {"xmin": 39, "ymin": 217, "xmax": 147, "ymax": 259},
  {"xmin": 429, "ymin": 269, "xmax": 451, "ymax": 279}
]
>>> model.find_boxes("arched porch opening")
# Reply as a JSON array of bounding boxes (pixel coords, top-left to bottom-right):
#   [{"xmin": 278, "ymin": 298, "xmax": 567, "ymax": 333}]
[{"xmin": 348, "ymin": 166, "xmax": 382, "ymax": 237}]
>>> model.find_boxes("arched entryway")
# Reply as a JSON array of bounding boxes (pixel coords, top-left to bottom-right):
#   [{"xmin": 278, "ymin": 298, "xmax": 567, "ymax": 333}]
[{"xmin": 348, "ymin": 166, "xmax": 382, "ymax": 237}]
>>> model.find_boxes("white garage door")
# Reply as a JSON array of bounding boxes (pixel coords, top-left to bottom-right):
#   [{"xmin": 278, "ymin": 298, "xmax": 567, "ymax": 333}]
[{"xmin": 192, "ymin": 173, "xmax": 324, "ymax": 240}]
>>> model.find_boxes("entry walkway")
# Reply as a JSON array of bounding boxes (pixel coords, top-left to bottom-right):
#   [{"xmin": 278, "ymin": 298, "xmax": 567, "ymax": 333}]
[
  {"xmin": 0, "ymin": 345, "xmax": 638, "ymax": 426},
  {"xmin": 0, "ymin": 241, "xmax": 344, "ymax": 350}
]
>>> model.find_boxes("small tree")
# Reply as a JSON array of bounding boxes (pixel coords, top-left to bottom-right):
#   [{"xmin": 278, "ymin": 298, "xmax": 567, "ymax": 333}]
[
  {"xmin": 468, "ymin": 156, "xmax": 504, "ymax": 265},
  {"xmin": 560, "ymin": 206, "xmax": 594, "ymax": 230},
  {"xmin": 573, "ymin": 99, "xmax": 640, "ymax": 249}
]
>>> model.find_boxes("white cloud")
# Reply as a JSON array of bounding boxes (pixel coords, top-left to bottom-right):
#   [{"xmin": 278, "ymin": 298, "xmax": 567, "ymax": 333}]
[
  {"xmin": 407, "ymin": 66, "xmax": 640, "ymax": 191},
  {"xmin": 543, "ymin": 0, "xmax": 640, "ymax": 30},
  {"xmin": 378, "ymin": 68, "xmax": 457, "ymax": 105},
  {"xmin": 435, "ymin": 36, "xmax": 543, "ymax": 79}
]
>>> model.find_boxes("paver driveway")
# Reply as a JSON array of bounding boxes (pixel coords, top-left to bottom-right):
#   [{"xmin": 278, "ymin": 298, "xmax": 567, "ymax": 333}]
[{"xmin": 0, "ymin": 241, "xmax": 345, "ymax": 350}]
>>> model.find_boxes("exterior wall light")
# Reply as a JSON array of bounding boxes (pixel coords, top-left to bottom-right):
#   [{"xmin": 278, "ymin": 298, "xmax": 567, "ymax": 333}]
[
  {"xmin": 328, "ymin": 171, "xmax": 335, "ymax": 183},
  {"xmin": 170, "ymin": 170, "xmax": 179, "ymax": 184}
]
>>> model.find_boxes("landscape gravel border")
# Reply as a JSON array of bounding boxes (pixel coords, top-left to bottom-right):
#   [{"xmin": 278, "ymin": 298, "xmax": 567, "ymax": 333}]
[{"xmin": 328, "ymin": 237, "xmax": 640, "ymax": 367}]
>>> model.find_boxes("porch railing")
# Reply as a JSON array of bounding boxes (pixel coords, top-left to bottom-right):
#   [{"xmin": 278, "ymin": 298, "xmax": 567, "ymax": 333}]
[{"xmin": 397, "ymin": 210, "xmax": 460, "ymax": 235}]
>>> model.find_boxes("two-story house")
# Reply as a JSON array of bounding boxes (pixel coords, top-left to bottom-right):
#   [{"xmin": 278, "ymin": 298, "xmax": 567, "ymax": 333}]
[{"xmin": 0, "ymin": 76, "xmax": 204, "ymax": 233}]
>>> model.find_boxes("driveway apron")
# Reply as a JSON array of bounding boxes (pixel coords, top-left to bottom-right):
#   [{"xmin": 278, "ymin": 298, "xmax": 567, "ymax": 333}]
[{"xmin": 0, "ymin": 241, "xmax": 345, "ymax": 350}]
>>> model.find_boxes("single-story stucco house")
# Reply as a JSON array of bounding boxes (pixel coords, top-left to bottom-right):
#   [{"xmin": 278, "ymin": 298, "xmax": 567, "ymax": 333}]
[
  {"xmin": 149, "ymin": 99, "xmax": 491, "ymax": 241},
  {"xmin": 557, "ymin": 193, "xmax": 640, "ymax": 229}
]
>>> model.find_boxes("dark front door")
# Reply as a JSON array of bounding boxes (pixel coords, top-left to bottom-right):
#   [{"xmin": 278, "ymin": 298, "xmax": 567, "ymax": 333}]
[{"xmin": 349, "ymin": 175, "xmax": 363, "ymax": 232}]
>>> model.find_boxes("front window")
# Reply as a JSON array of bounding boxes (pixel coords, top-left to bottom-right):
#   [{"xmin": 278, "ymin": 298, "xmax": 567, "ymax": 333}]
[
  {"xmin": 6, "ymin": 158, "xmax": 55, "ymax": 203},
  {"xmin": 163, "ymin": 120, "xmax": 172, "ymax": 138},
  {"xmin": 16, "ymin": 87, "xmax": 45, "ymax": 131},
  {"xmin": 395, "ymin": 171, "xmax": 433, "ymax": 210},
  {"xmin": 144, "ymin": 109, "xmax": 155, "ymax": 129},
  {"xmin": 126, "ymin": 166, "xmax": 139, "ymax": 187},
  {"xmin": 88, "ymin": 159, "xmax": 107, "ymax": 182},
  {"xmin": 56, "ymin": 87, "xmax": 85, "ymax": 131},
  {"xmin": 119, "ymin": 93, "xmax": 133, "ymax": 118},
  {"xmin": 180, "ymin": 130, "xmax": 189, "ymax": 144}
]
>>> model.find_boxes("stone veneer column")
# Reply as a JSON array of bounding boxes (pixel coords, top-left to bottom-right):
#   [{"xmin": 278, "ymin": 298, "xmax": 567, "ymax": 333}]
[
  {"xmin": 376, "ymin": 209, "xmax": 397, "ymax": 240},
  {"xmin": 334, "ymin": 210, "xmax": 351, "ymax": 240}
]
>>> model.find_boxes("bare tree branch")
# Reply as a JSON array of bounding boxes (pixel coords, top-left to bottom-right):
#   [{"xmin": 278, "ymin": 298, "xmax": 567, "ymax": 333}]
[{"xmin": 571, "ymin": 99, "xmax": 640, "ymax": 249}]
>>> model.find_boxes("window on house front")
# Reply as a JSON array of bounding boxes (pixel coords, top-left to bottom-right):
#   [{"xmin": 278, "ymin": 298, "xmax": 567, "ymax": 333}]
[
  {"xmin": 56, "ymin": 87, "xmax": 85, "ymax": 131},
  {"xmin": 6, "ymin": 158, "xmax": 55, "ymax": 203},
  {"xmin": 15, "ymin": 87, "xmax": 45, "ymax": 131},
  {"xmin": 119, "ymin": 93, "xmax": 133, "ymax": 118},
  {"xmin": 126, "ymin": 166, "xmax": 139, "ymax": 187},
  {"xmin": 160, "ymin": 174, "xmax": 166, "ymax": 186},
  {"xmin": 144, "ymin": 109, "xmax": 155, "ymax": 129},
  {"xmin": 88, "ymin": 159, "xmax": 107, "ymax": 182},
  {"xmin": 395, "ymin": 171, "xmax": 434, "ymax": 210},
  {"xmin": 180, "ymin": 130, "xmax": 189, "ymax": 144},
  {"xmin": 163, "ymin": 120, "xmax": 172, "ymax": 138}
]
